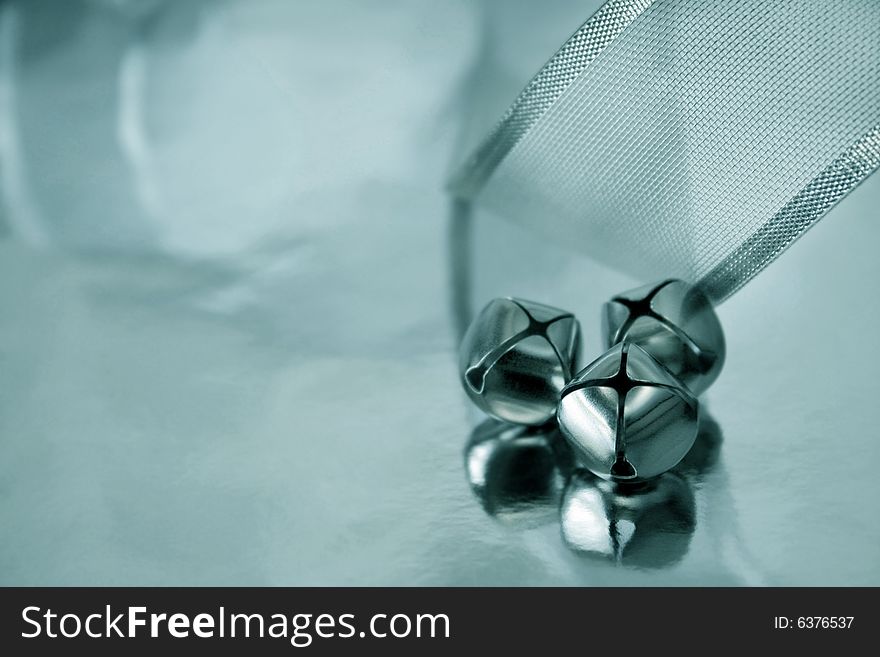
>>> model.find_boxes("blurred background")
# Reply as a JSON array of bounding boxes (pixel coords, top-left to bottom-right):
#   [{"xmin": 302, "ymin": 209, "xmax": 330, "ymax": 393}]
[{"xmin": 0, "ymin": 0, "xmax": 878, "ymax": 585}]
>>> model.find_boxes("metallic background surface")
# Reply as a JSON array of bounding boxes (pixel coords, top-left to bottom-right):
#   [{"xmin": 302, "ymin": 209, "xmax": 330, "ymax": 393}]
[{"xmin": 0, "ymin": 0, "xmax": 878, "ymax": 585}]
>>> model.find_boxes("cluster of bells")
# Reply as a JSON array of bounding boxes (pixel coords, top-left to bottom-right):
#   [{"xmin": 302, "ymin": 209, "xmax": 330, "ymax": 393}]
[
  {"xmin": 459, "ymin": 279, "xmax": 725, "ymax": 484},
  {"xmin": 459, "ymin": 280, "xmax": 726, "ymax": 565}
]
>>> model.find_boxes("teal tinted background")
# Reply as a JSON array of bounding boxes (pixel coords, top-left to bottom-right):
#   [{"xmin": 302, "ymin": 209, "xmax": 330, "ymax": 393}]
[{"xmin": 0, "ymin": 0, "xmax": 877, "ymax": 585}]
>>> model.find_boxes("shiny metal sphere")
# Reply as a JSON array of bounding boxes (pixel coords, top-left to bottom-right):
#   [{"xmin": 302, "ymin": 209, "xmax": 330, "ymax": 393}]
[
  {"xmin": 459, "ymin": 297, "xmax": 580, "ymax": 425},
  {"xmin": 557, "ymin": 342, "xmax": 699, "ymax": 482},
  {"xmin": 602, "ymin": 279, "xmax": 725, "ymax": 395}
]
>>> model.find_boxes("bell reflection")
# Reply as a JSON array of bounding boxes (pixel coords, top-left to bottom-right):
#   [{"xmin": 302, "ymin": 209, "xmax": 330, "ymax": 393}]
[
  {"xmin": 561, "ymin": 471, "xmax": 696, "ymax": 568},
  {"xmin": 559, "ymin": 412, "xmax": 722, "ymax": 567},
  {"xmin": 463, "ymin": 412, "xmax": 723, "ymax": 566},
  {"xmin": 465, "ymin": 419, "xmax": 572, "ymax": 527}
]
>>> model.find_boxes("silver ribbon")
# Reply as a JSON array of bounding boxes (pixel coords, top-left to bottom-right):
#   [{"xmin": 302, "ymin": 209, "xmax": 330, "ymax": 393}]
[{"xmin": 449, "ymin": 0, "xmax": 880, "ymax": 303}]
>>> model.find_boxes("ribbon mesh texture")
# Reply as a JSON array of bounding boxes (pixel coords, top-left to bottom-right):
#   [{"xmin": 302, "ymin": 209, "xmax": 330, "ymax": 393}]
[{"xmin": 450, "ymin": 0, "xmax": 880, "ymax": 303}]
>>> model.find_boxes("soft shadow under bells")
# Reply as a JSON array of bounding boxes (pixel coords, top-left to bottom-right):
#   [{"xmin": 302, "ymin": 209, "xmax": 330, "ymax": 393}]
[{"xmin": 459, "ymin": 280, "xmax": 725, "ymax": 482}]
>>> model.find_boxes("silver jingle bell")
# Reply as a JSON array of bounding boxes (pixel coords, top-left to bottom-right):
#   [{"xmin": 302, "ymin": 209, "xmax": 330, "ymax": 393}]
[
  {"xmin": 459, "ymin": 297, "xmax": 580, "ymax": 425},
  {"xmin": 560, "ymin": 470, "xmax": 696, "ymax": 568},
  {"xmin": 603, "ymin": 279, "xmax": 725, "ymax": 395},
  {"xmin": 557, "ymin": 341, "xmax": 699, "ymax": 482}
]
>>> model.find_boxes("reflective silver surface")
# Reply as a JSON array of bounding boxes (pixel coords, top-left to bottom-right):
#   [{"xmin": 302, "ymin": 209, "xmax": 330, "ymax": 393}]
[
  {"xmin": 0, "ymin": 0, "xmax": 878, "ymax": 586},
  {"xmin": 465, "ymin": 420, "xmax": 572, "ymax": 527},
  {"xmin": 561, "ymin": 471, "xmax": 696, "ymax": 568},
  {"xmin": 459, "ymin": 298, "xmax": 580, "ymax": 425},
  {"xmin": 558, "ymin": 343, "xmax": 699, "ymax": 482},
  {"xmin": 603, "ymin": 280, "xmax": 725, "ymax": 395}
]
